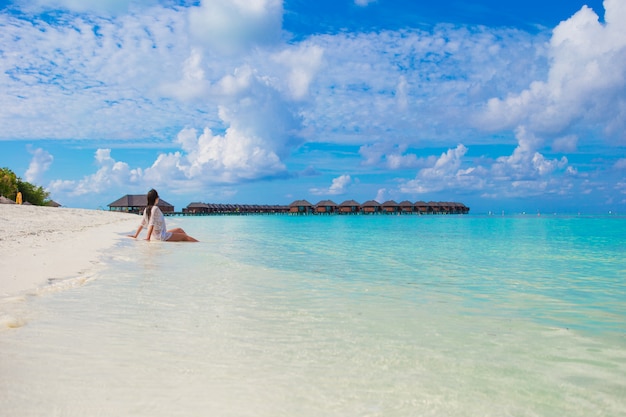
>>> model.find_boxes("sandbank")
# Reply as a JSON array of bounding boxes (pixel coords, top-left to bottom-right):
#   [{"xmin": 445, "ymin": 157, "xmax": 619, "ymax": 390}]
[{"xmin": 0, "ymin": 204, "xmax": 138, "ymax": 298}]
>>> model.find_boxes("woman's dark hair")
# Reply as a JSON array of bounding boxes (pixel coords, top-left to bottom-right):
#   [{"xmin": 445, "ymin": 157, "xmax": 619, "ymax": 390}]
[{"xmin": 146, "ymin": 189, "xmax": 159, "ymax": 221}]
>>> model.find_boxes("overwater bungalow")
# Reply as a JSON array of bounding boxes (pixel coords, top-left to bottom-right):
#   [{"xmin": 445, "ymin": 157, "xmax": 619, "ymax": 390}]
[
  {"xmin": 399, "ymin": 200, "xmax": 414, "ymax": 214},
  {"xmin": 415, "ymin": 201, "xmax": 428, "ymax": 214},
  {"xmin": 338, "ymin": 200, "xmax": 360, "ymax": 214},
  {"xmin": 451, "ymin": 202, "xmax": 470, "ymax": 214},
  {"xmin": 289, "ymin": 199, "xmax": 314, "ymax": 214},
  {"xmin": 440, "ymin": 202, "xmax": 454, "ymax": 214},
  {"xmin": 315, "ymin": 200, "xmax": 338, "ymax": 214},
  {"xmin": 426, "ymin": 201, "xmax": 441, "ymax": 214},
  {"xmin": 184, "ymin": 202, "xmax": 211, "ymax": 214},
  {"xmin": 381, "ymin": 200, "xmax": 400, "ymax": 214},
  {"xmin": 108, "ymin": 194, "xmax": 174, "ymax": 214},
  {"xmin": 361, "ymin": 200, "xmax": 381, "ymax": 214}
]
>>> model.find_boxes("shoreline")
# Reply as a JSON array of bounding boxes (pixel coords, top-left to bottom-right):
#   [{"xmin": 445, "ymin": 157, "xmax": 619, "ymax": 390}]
[{"xmin": 0, "ymin": 205, "xmax": 138, "ymax": 299}]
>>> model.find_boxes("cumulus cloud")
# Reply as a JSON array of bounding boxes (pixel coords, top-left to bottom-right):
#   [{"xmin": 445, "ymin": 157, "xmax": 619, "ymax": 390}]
[
  {"xmin": 375, "ymin": 188, "xmax": 387, "ymax": 202},
  {"xmin": 153, "ymin": 124, "xmax": 287, "ymax": 183},
  {"xmin": 24, "ymin": 147, "xmax": 53, "ymax": 183},
  {"xmin": 48, "ymin": 149, "xmax": 142, "ymax": 196},
  {"xmin": 136, "ymin": 97, "xmax": 295, "ymax": 186},
  {"xmin": 552, "ymin": 134, "xmax": 578, "ymax": 153},
  {"xmin": 188, "ymin": 0, "xmax": 283, "ymax": 54},
  {"xmin": 310, "ymin": 174, "xmax": 352, "ymax": 196},
  {"xmin": 491, "ymin": 126, "xmax": 568, "ymax": 180},
  {"xmin": 159, "ymin": 48, "xmax": 211, "ymax": 101},
  {"xmin": 398, "ymin": 127, "xmax": 572, "ymax": 199},
  {"xmin": 47, "ymin": 59, "xmax": 305, "ymax": 199},
  {"xmin": 401, "ymin": 144, "xmax": 468, "ymax": 193},
  {"xmin": 271, "ymin": 44, "xmax": 325, "ymax": 100},
  {"xmin": 480, "ymin": 0, "xmax": 626, "ymax": 140},
  {"xmin": 211, "ymin": 65, "xmax": 303, "ymax": 160}
]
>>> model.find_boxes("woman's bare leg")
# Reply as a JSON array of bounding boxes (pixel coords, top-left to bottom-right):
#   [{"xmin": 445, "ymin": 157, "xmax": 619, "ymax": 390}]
[{"xmin": 167, "ymin": 231, "xmax": 198, "ymax": 242}]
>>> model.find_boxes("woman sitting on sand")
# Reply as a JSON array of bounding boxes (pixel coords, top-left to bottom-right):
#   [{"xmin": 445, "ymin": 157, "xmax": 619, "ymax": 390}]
[{"xmin": 129, "ymin": 189, "xmax": 198, "ymax": 242}]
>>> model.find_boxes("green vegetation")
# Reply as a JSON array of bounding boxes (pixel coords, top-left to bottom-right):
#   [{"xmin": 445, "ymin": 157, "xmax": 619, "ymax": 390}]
[{"xmin": 0, "ymin": 167, "xmax": 50, "ymax": 206}]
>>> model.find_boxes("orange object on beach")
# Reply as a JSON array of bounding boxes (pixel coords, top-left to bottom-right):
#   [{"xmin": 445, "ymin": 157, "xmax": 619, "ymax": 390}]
[{"xmin": 16, "ymin": 191, "xmax": 22, "ymax": 205}]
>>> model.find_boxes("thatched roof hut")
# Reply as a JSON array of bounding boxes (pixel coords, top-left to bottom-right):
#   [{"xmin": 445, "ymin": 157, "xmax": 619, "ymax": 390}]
[
  {"xmin": 427, "ymin": 201, "xmax": 441, "ymax": 213},
  {"xmin": 398, "ymin": 200, "xmax": 414, "ymax": 213},
  {"xmin": 289, "ymin": 199, "xmax": 314, "ymax": 214},
  {"xmin": 338, "ymin": 199, "xmax": 360, "ymax": 214},
  {"xmin": 315, "ymin": 200, "xmax": 338, "ymax": 213},
  {"xmin": 415, "ymin": 201, "xmax": 428, "ymax": 214},
  {"xmin": 361, "ymin": 200, "xmax": 381, "ymax": 213},
  {"xmin": 108, "ymin": 194, "xmax": 174, "ymax": 214},
  {"xmin": 452, "ymin": 203, "xmax": 469, "ymax": 214},
  {"xmin": 184, "ymin": 202, "xmax": 211, "ymax": 214},
  {"xmin": 381, "ymin": 200, "xmax": 400, "ymax": 213}
]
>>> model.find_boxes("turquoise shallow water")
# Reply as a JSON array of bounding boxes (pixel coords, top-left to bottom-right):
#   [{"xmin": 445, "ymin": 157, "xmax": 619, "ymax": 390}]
[{"xmin": 1, "ymin": 214, "xmax": 625, "ymax": 416}]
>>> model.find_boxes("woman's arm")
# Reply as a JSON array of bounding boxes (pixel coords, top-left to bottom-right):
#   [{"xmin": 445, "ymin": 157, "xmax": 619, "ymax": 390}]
[
  {"xmin": 145, "ymin": 225, "xmax": 154, "ymax": 241},
  {"xmin": 128, "ymin": 225, "xmax": 143, "ymax": 238}
]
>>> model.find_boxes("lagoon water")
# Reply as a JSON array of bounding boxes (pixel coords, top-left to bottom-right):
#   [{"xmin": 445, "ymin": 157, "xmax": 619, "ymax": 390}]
[{"xmin": 1, "ymin": 214, "xmax": 625, "ymax": 416}]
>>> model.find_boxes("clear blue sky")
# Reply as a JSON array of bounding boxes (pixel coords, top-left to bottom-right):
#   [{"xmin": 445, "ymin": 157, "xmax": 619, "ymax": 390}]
[{"xmin": 1, "ymin": 0, "xmax": 624, "ymax": 214}]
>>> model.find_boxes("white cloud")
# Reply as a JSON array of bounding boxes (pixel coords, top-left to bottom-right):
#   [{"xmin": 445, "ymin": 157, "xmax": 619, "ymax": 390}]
[
  {"xmin": 47, "ymin": 59, "xmax": 303, "ymax": 199},
  {"xmin": 0, "ymin": 6, "xmax": 196, "ymax": 140},
  {"xmin": 491, "ymin": 126, "xmax": 567, "ymax": 180},
  {"xmin": 401, "ymin": 144, "xmax": 468, "ymax": 193},
  {"xmin": 271, "ymin": 44, "xmax": 324, "ymax": 100},
  {"xmin": 375, "ymin": 188, "xmax": 387, "ymax": 202},
  {"xmin": 12, "ymin": 0, "xmax": 160, "ymax": 14},
  {"xmin": 552, "ymin": 134, "xmax": 578, "ymax": 153},
  {"xmin": 480, "ymin": 0, "xmax": 626, "ymax": 140},
  {"xmin": 161, "ymin": 124, "xmax": 287, "ymax": 183},
  {"xmin": 310, "ymin": 174, "xmax": 352, "ymax": 196},
  {"xmin": 159, "ymin": 48, "xmax": 211, "ymax": 101},
  {"xmin": 329, "ymin": 174, "xmax": 352, "ymax": 194},
  {"xmin": 24, "ymin": 147, "xmax": 53, "ymax": 183},
  {"xmin": 396, "ymin": 127, "xmax": 573, "ymax": 199},
  {"xmin": 359, "ymin": 143, "xmax": 434, "ymax": 169},
  {"xmin": 48, "ymin": 149, "xmax": 142, "ymax": 196},
  {"xmin": 418, "ymin": 145, "xmax": 467, "ymax": 179},
  {"xmin": 188, "ymin": 0, "xmax": 283, "ymax": 54},
  {"xmin": 303, "ymin": 25, "xmax": 543, "ymax": 145},
  {"xmin": 0, "ymin": 3, "xmax": 543, "ymax": 146},
  {"xmin": 395, "ymin": 76, "xmax": 409, "ymax": 111}
]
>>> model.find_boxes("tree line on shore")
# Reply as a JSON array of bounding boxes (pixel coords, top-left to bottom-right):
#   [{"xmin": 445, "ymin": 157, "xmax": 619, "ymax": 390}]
[{"xmin": 0, "ymin": 167, "xmax": 50, "ymax": 206}]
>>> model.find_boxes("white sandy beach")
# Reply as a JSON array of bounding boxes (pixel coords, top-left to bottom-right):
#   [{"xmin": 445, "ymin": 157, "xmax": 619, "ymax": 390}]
[{"xmin": 0, "ymin": 204, "xmax": 138, "ymax": 298}]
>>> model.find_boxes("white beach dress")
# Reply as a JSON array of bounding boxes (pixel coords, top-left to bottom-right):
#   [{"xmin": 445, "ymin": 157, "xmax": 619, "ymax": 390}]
[{"xmin": 141, "ymin": 206, "xmax": 172, "ymax": 241}]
